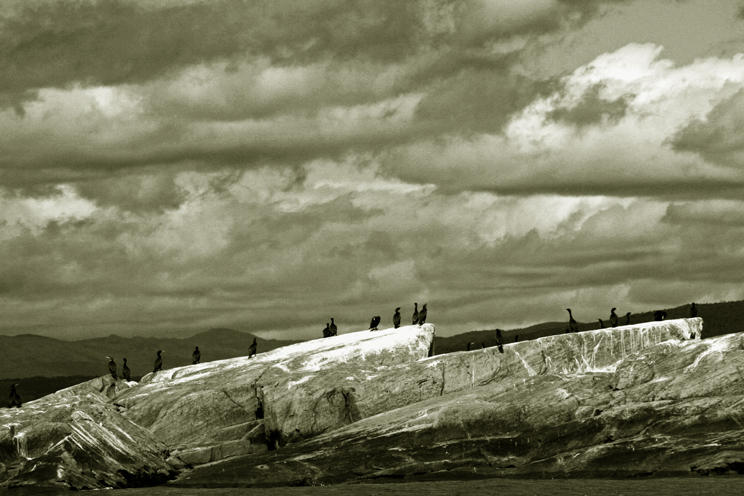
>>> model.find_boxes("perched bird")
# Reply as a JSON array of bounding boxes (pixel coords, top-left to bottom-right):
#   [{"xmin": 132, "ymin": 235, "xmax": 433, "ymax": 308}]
[
  {"xmin": 393, "ymin": 307, "xmax": 401, "ymax": 329},
  {"xmin": 495, "ymin": 329, "xmax": 504, "ymax": 354},
  {"xmin": 9, "ymin": 383, "xmax": 21, "ymax": 408},
  {"xmin": 248, "ymin": 338, "xmax": 257, "ymax": 358},
  {"xmin": 323, "ymin": 322, "xmax": 331, "ymax": 338},
  {"xmin": 610, "ymin": 308, "xmax": 618, "ymax": 327},
  {"xmin": 369, "ymin": 315, "xmax": 381, "ymax": 331},
  {"xmin": 417, "ymin": 303, "xmax": 428, "ymax": 325},
  {"xmin": 598, "ymin": 318, "xmax": 605, "ymax": 329},
  {"xmin": 153, "ymin": 350, "xmax": 163, "ymax": 374},
  {"xmin": 106, "ymin": 356, "xmax": 117, "ymax": 380},
  {"xmin": 566, "ymin": 308, "xmax": 578, "ymax": 333},
  {"xmin": 690, "ymin": 303, "xmax": 698, "ymax": 318},
  {"xmin": 122, "ymin": 358, "xmax": 131, "ymax": 381},
  {"xmin": 625, "ymin": 312, "xmax": 631, "ymax": 325},
  {"xmin": 329, "ymin": 318, "xmax": 337, "ymax": 336},
  {"xmin": 654, "ymin": 310, "xmax": 667, "ymax": 321},
  {"xmin": 412, "ymin": 303, "xmax": 419, "ymax": 325},
  {"xmin": 192, "ymin": 346, "xmax": 201, "ymax": 365}
]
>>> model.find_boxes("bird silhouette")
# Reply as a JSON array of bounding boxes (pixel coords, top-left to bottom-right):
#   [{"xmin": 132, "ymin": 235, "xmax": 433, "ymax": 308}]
[
  {"xmin": 417, "ymin": 303, "xmax": 428, "ymax": 325},
  {"xmin": 610, "ymin": 308, "xmax": 618, "ymax": 327},
  {"xmin": 690, "ymin": 303, "xmax": 698, "ymax": 318},
  {"xmin": 393, "ymin": 307, "xmax": 401, "ymax": 329},
  {"xmin": 495, "ymin": 329, "xmax": 504, "ymax": 354},
  {"xmin": 323, "ymin": 322, "xmax": 330, "ymax": 338},
  {"xmin": 106, "ymin": 356, "xmax": 117, "ymax": 380},
  {"xmin": 566, "ymin": 308, "xmax": 578, "ymax": 332},
  {"xmin": 329, "ymin": 318, "xmax": 337, "ymax": 336},
  {"xmin": 598, "ymin": 318, "xmax": 605, "ymax": 329},
  {"xmin": 248, "ymin": 338, "xmax": 257, "ymax": 358},
  {"xmin": 9, "ymin": 383, "xmax": 21, "ymax": 408},
  {"xmin": 625, "ymin": 312, "xmax": 631, "ymax": 325},
  {"xmin": 153, "ymin": 350, "xmax": 163, "ymax": 374},
  {"xmin": 122, "ymin": 358, "xmax": 131, "ymax": 381},
  {"xmin": 369, "ymin": 315, "xmax": 381, "ymax": 331},
  {"xmin": 412, "ymin": 303, "xmax": 419, "ymax": 325},
  {"xmin": 192, "ymin": 346, "xmax": 201, "ymax": 364}
]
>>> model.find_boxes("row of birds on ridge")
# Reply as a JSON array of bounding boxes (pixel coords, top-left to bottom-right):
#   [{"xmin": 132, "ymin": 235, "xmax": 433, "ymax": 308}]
[
  {"xmin": 565, "ymin": 303, "xmax": 698, "ymax": 332},
  {"xmin": 323, "ymin": 302, "xmax": 428, "ymax": 336},
  {"xmin": 103, "ymin": 338, "xmax": 259, "ymax": 381}
]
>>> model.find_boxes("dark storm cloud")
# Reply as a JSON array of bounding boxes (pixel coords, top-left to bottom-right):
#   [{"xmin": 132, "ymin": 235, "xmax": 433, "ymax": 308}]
[{"xmin": 671, "ymin": 89, "xmax": 744, "ymax": 168}]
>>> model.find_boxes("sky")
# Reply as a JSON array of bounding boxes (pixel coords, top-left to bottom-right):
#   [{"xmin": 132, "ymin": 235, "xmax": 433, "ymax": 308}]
[{"xmin": 1, "ymin": 0, "xmax": 744, "ymax": 340}]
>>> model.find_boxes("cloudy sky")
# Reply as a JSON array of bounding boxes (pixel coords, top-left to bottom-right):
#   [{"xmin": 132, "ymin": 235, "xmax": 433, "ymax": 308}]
[{"xmin": 2, "ymin": 0, "xmax": 744, "ymax": 340}]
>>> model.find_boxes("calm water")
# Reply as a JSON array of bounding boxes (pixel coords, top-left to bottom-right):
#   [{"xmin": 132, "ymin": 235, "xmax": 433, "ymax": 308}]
[{"xmin": 7, "ymin": 478, "xmax": 744, "ymax": 495}]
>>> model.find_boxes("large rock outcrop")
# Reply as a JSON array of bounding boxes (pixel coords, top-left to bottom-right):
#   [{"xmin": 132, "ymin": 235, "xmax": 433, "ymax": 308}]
[{"xmin": 1, "ymin": 318, "xmax": 722, "ymax": 490}]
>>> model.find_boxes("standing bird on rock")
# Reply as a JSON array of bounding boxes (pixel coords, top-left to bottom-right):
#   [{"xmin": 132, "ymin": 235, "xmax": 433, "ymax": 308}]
[
  {"xmin": 610, "ymin": 308, "xmax": 618, "ymax": 327},
  {"xmin": 566, "ymin": 308, "xmax": 578, "ymax": 333},
  {"xmin": 625, "ymin": 312, "xmax": 631, "ymax": 325},
  {"xmin": 122, "ymin": 358, "xmax": 131, "ymax": 381},
  {"xmin": 153, "ymin": 350, "xmax": 163, "ymax": 374},
  {"xmin": 690, "ymin": 303, "xmax": 698, "ymax": 318},
  {"xmin": 323, "ymin": 322, "xmax": 331, "ymax": 338},
  {"xmin": 106, "ymin": 356, "xmax": 117, "ymax": 380},
  {"xmin": 417, "ymin": 304, "xmax": 428, "ymax": 325},
  {"xmin": 329, "ymin": 318, "xmax": 337, "ymax": 336},
  {"xmin": 495, "ymin": 329, "xmax": 504, "ymax": 354},
  {"xmin": 393, "ymin": 307, "xmax": 401, "ymax": 329},
  {"xmin": 248, "ymin": 338, "xmax": 257, "ymax": 358},
  {"xmin": 192, "ymin": 346, "xmax": 201, "ymax": 364},
  {"xmin": 411, "ymin": 303, "xmax": 419, "ymax": 325},
  {"xmin": 9, "ymin": 384, "xmax": 21, "ymax": 408},
  {"xmin": 369, "ymin": 315, "xmax": 381, "ymax": 331}
]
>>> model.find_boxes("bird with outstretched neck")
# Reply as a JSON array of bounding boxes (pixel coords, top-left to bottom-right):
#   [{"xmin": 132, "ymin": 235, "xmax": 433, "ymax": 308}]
[
  {"xmin": 393, "ymin": 307, "xmax": 401, "ymax": 329},
  {"xmin": 417, "ymin": 303, "xmax": 427, "ymax": 325},
  {"xmin": 153, "ymin": 350, "xmax": 163, "ymax": 374},
  {"xmin": 122, "ymin": 358, "xmax": 131, "ymax": 381},
  {"xmin": 566, "ymin": 308, "xmax": 578, "ymax": 332},
  {"xmin": 192, "ymin": 346, "xmax": 201, "ymax": 364}
]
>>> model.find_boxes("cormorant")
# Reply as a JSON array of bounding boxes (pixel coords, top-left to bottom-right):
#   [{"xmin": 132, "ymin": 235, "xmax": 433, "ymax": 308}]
[
  {"xmin": 393, "ymin": 307, "xmax": 401, "ymax": 329},
  {"xmin": 192, "ymin": 346, "xmax": 201, "ymax": 364},
  {"xmin": 248, "ymin": 338, "xmax": 257, "ymax": 358},
  {"xmin": 625, "ymin": 312, "xmax": 631, "ymax": 325},
  {"xmin": 369, "ymin": 315, "xmax": 381, "ymax": 331},
  {"xmin": 495, "ymin": 329, "xmax": 504, "ymax": 354},
  {"xmin": 412, "ymin": 303, "xmax": 419, "ymax": 325},
  {"xmin": 610, "ymin": 308, "xmax": 618, "ymax": 327},
  {"xmin": 106, "ymin": 356, "xmax": 117, "ymax": 380},
  {"xmin": 9, "ymin": 384, "xmax": 21, "ymax": 408},
  {"xmin": 153, "ymin": 350, "xmax": 163, "ymax": 374},
  {"xmin": 417, "ymin": 303, "xmax": 427, "ymax": 325},
  {"xmin": 323, "ymin": 322, "xmax": 331, "ymax": 338},
  {"xmin": 598, "ymin": 318, "xmax": 605, "ymax": 329},
  {"xmin": 122, "ymin": 358, "xmax": 131, "ymax": 381},
  {"xmin": 329, "ymin": 318, "xmax": 337, "ymax": 336},
  {"xmin": 690, "ymin": 303, "xmax": 698, "ymax": 318},
  {"xmin": 654, "ymin": 310, "xmax": 667, "ymax": 321},
  {"xmin": 566, "ymin": 308, "xmax": 578, "ymax": 332}
]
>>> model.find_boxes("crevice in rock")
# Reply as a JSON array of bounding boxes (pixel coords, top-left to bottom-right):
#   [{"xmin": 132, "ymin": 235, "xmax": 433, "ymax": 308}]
[{"xmin": 440, "ymin": 364, "xmax": 446, "ymax": 396}]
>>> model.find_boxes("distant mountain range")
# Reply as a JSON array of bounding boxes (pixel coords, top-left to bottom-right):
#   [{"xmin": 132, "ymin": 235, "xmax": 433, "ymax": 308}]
[
  {"xmin": 3, "ymin": 300, "xmax": 744, "ymax": 395},
  {"xmin": 0, "ymin": 328, "xmax": 298, "ymax": 380}
]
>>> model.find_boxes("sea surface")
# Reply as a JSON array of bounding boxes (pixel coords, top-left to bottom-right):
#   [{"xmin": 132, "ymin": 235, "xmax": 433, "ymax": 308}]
[{"xmin": 7, "ymin": 478, "xmax": 744, "ymax": 496}]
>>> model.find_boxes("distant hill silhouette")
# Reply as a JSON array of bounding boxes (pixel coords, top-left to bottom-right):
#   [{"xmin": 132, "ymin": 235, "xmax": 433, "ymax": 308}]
[
  {"xmin": 434, "ymin": 300, "xmax": 744, "ymax": 355},
  {"xmin": 0, "ymin": 328, "xmax": 298, "ymax": 380}
]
